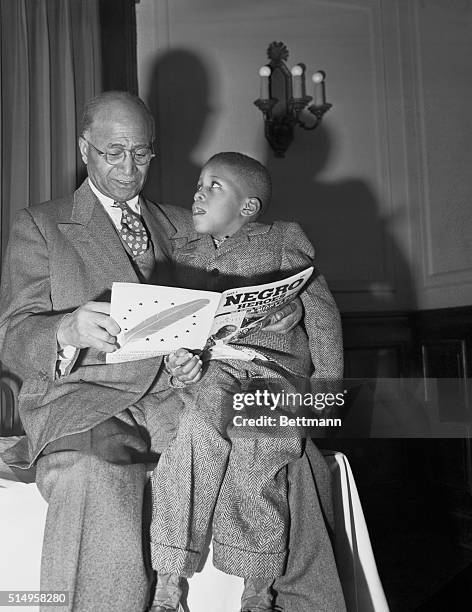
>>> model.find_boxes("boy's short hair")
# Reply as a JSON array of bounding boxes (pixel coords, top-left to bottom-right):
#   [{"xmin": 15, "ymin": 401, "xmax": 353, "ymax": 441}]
[{"xmin": 206, "ymin": 152, "xmax": 272, "ymax": 213}]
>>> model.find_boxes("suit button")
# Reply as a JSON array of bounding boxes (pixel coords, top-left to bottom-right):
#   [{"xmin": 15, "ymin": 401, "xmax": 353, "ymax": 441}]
[{"xmin": 211, "ymin": 268, "xmax": 219, "ymax": 276}]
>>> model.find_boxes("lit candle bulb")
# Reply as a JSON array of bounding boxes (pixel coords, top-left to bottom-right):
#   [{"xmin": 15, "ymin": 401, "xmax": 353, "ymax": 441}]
[
  {"xmin": 312, "ymin": 71, "xmax": 326, "ymax": 106},
  {"xmin": 291, "ymin": 64, "xmax": 303, "ymax": 99},
  {"xmin": 259, "ymin": 66, "xmax": 271, "ymax": 101}
]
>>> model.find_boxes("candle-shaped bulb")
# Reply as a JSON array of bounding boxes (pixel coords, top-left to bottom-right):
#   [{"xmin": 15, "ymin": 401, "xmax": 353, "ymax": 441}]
[
  {"xmin": 291, "ymin": 64, "xmax": 303, "ymax": 99},
  {"xmin": 258, "ymin": 65, "xmax": 271, "ymax": 100},
  {"xmin": 312, "ymin": 71, "xmax": 326, "ymax": 105}
]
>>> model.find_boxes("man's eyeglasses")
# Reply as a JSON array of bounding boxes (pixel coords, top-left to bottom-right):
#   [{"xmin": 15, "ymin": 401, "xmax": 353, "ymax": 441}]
[{"xmin": 83, "ymin": 137, "xmax": 155, "ymax": 166}]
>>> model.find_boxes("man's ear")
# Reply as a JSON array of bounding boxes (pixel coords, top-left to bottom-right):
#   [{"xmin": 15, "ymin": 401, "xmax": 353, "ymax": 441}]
[
  {"xmin": 241, "ymin": 197, "xmax": 261, "ymax": 218},
  {"xmin": 78, "ymin": 136, "xmax": 88, "ymax": 165}
]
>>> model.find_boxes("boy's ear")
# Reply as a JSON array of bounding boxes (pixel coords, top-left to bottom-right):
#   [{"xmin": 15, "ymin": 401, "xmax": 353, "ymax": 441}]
[{"xmin": 241, "ymin": 197, "xmax": 261, "ymax": 218}]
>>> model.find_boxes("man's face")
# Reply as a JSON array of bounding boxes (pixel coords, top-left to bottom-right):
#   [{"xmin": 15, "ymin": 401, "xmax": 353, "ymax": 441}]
[
  {"xmin": 192, "ymin": 162, "xmax": 248, "ymax": 239},
  {"xmin": 79, "ymin": 102, "xmax": 153, "ymax": 202}
]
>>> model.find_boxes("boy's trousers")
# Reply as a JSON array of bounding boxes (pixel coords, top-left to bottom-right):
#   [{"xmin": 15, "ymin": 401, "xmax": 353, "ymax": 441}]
[{"xmin": 150, "ymin": 359, "xmax": 304, "ymax": 581}]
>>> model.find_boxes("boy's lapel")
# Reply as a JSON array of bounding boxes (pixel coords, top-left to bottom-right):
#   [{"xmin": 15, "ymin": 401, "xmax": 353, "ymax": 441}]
[
  {"xmin": 213, "ymin": 222, "xmax": 271, "ymax": 258},
  {"xmin": 172, "ymin": 231, "xmax": 215, "ymax": 260},
  {"xmin": 169, "ymin": 220, "xmax": 273, "ymax": 261}
]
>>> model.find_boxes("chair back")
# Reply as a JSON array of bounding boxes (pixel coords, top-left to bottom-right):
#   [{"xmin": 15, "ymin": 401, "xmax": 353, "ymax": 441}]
[{"xmin": 0, "ymin": 373, "xmax": 23, "ymax": 436}]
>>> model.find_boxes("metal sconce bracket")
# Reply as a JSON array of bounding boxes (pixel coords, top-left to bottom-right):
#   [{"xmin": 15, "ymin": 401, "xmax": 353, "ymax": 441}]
[{"xmin": 254, "ymin": 42, "xmax": 332, "ymax": 157}]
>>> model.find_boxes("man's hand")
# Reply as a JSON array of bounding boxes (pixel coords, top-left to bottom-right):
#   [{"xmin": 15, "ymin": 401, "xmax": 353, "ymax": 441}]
[
  {"xmin": 57, "ymin": 302, "xmax": 120, "ymax": 353},
  {"xmin": 166, "ymin": 348, "xmax": 203, "ymax": 385},
  {"xmin": 263, "ymin": 297, "xmax": 303, "ymax": 333}
]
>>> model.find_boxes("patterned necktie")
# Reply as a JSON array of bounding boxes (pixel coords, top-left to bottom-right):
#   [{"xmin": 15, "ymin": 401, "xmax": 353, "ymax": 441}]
[{"xmin": 114, "ymin": 201, "xmax": 149, "ymax": 256}]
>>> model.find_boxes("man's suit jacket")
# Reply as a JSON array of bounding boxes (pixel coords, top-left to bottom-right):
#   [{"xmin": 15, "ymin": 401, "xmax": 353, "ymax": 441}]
[
  {"xmin": 0, "ymin": 180, "xmax": 189, "ymax": 467},
  {"xmin": 161, "ymin": 208, "xmax": 343, "ymax": 381}
]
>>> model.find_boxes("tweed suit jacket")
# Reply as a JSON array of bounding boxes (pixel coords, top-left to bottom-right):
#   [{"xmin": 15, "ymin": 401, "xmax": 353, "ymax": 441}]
[
  {"xmin": 0, "ymin": 181, "xmax": 189, "ymax": 467},
  {"xmin": 160, "ymin": 206, "xmax": 343, "ymax": 381}
]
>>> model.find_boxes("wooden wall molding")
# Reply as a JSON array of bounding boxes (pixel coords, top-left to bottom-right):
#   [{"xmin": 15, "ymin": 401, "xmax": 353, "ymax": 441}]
[{"xmin": 407, "ymin": 2, "xmax": 472, "ymax": 290}]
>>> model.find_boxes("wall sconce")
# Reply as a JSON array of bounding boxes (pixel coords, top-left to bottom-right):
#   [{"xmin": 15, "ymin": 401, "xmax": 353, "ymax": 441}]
[{"xmin": 254, "ymin": 41, "xmax": 332, "ymax": 157}]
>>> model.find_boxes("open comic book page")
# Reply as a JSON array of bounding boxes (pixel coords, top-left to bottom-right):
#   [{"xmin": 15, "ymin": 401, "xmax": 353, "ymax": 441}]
[
  {"xmin": 106, "ymin": 267, "xmax": 313, "ymax": 364},
  {"xmin": 106, "ymin": 284, "xmax": 221, "ymax": 363}
]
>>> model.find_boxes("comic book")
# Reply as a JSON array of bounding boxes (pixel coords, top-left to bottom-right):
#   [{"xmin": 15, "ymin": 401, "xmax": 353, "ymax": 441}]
[{"xmin": 106, "ymin": 267, "xmax": 313, "ymax": 363}]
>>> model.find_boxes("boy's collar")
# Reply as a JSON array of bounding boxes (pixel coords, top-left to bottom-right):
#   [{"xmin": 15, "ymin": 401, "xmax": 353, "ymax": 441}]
[{"xmin": 172, "ymin": 220, "xmax": 271, "ymax": 244}]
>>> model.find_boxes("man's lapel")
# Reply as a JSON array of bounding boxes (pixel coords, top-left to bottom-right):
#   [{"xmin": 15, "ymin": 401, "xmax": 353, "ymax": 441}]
[
  {"xmin": 140, "ymin": 197, "xmax": 174, "ymax": 263},
  {"xmin": 58, "ymin": 180, "xmax": 139, "ymax": 286}
]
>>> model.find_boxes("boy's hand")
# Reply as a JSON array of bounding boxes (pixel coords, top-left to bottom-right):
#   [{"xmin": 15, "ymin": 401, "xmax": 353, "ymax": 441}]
[
  {"xmin": 263, "ymin": 297, "xmax": 303, "ymax": 333},
  {"xmin": 166, "ymin": 348, "xmax": 203, "ymax": 385}
]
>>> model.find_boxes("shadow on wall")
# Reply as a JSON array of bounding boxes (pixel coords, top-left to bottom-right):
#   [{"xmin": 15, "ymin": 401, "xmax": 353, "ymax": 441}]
[
  {"xmin": 143, "ymin": 49, "xmax": 213, "ymax": 208},
  {"xmin": 143, "ymin": 47, "xmax": 415, "ymax": 313},
  {"xmin": 263, "ymin": 125, "xmax": 416, "ymax": 312}
]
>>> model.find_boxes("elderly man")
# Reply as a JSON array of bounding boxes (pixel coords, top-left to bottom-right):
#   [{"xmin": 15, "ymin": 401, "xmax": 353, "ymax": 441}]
[{"xmin": 0, "ymin": 91, "xmax": 345, "ymax": 612}]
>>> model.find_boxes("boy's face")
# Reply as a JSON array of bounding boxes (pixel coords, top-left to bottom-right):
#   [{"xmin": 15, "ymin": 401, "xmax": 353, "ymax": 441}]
[{"xmin": 192, "ymin": 161, "xmax": 250, "ymax": 239}]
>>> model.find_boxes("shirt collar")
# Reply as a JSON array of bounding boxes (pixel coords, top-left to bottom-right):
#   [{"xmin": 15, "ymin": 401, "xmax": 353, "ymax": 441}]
[{"xmin": 88, "ymin": 178, "xmax": 140, "ymax": 214}]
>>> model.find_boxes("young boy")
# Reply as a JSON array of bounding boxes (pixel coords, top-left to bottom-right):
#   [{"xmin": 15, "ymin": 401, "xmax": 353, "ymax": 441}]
[{"xmin": 150, "ymin": 152, "xmax": 343, "ymax": 612}]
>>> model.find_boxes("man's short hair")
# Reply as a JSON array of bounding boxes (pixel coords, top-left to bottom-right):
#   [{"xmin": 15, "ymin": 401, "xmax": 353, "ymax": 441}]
[
  {"xmin": 206, "ymin": 152, "xmax": 272, "ymax": 213},
  {"xmin": 81, "ymin": 91, "xmax": 155, "ymax": 139}
]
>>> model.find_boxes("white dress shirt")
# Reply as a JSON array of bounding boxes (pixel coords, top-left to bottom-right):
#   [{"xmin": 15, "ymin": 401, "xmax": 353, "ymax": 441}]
[{"xmin": 87, "ymin": 179, "xmax": 141, "ymax": 227}]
